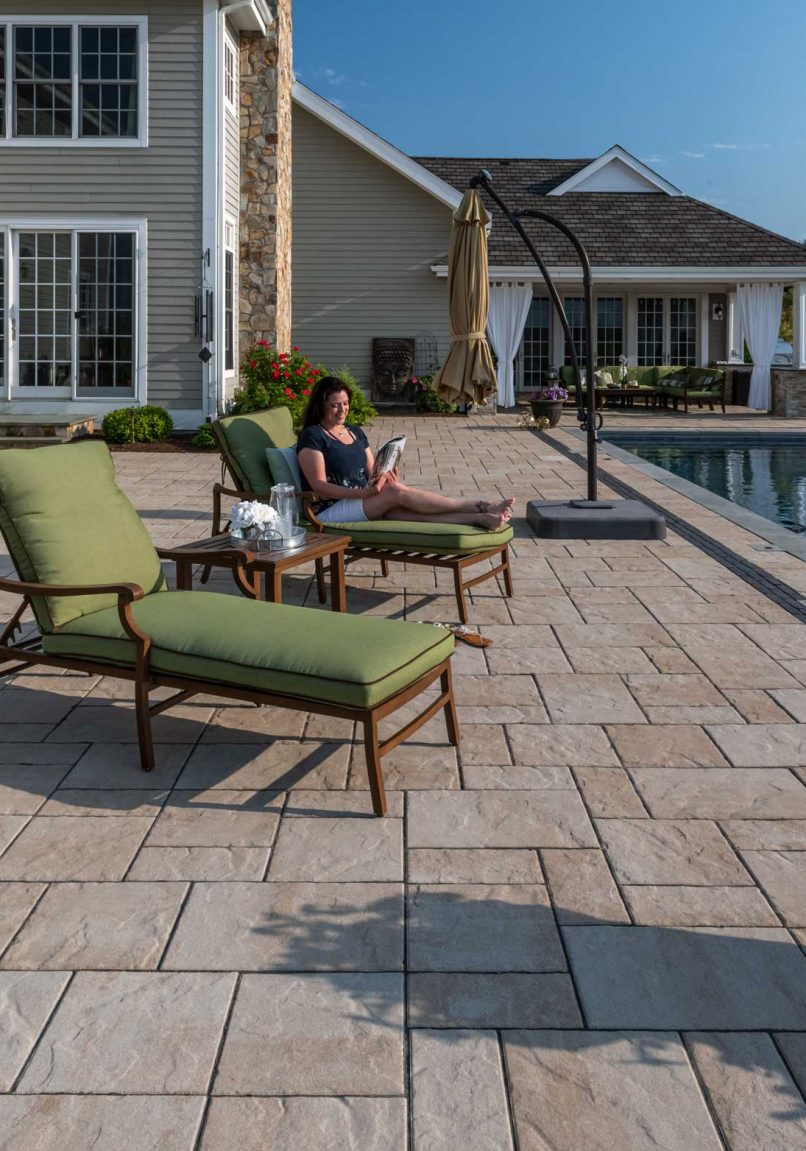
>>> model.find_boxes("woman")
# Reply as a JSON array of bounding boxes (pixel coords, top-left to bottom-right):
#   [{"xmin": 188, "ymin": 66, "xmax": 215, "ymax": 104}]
[{"xmin": 297, "ymin": 376, "xmax": 514, "ymax": 529}]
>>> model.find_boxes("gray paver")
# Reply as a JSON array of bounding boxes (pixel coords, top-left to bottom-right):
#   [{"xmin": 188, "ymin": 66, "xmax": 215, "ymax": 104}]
[
  {"xmin": 598, "ymin": 818, "xmax": 751, "ymax": 885},
  {"xmin": 0, "ymin": 882, "xmax": 46, "ymax": 952},
  {"xmin": 775, "ymin": 1033, "xmax": 806, "ymax": 1098},
  {"xmin": 213, "ymin": 973, "xmax": 404, "ymax": 1095},
  {"xmin": 268, "ymin": 815, "xmax": 403, "ymax": 881},
  {"xmin": 719, "ymin": 820, "xmax": 806, "ymax": 850},
  {"xmin": 504, "ymin": 1031, "xmax": 722, "ymax": 1151},
  {"xmin": 743, "ymin": 850, "xmax": 806, "ymax": 926},
  {"xmin": 564, "ymin": 926, "xmax": 806, "ymax": 1028},
  {"xmin": 538, "ymin": 674, "xmax": 646, "ymax": 724},
  {"xmin": 0, "ymin": 1096, "xmax": 206, "ymax": 1151},
  {"xmin": 541, "ymin": 849, "xmax": 630, "ymax": 925},
  {"xmin": 622, "ymin": 885, "xmax": 779, "ymax": 926},
  {"xmin": 162, "ymin": 881, "xmax": 403, "ymax": 971},
  {"xmin": 1, "ymin": 881, "xmax": 186, "ymax": 970},
  {"xmin": 0, "ymin": 816, "xmax": 152, "ymax": 881},
  {"xmin": 19, "ymin": 970, "xmax": 236, "ymax": 1093},
  {"xmin": 408, "ymin": 883, "xmax": 564, "ymax": 971},
  {"xmin": 408, "ymin": 790, "xmax": 596, "ymax": 848},
  {"xmin": 708, "ymin": 724, "xmax": 806, "ymax": 767},
  {"xmin": 0, "ymin": 970, "xmax": 69, "ymax": 1089},
  {"xmin": 60, "ymin": 743, "xmax": 191, "ymax": 788},
  {"xmin": 0, "ymin": 764, "xmax": 71, "ymax": 814},
  {"xmin": 408, "ymin": 973, "xmax": 582, "ymax": 1028},
  {"xmin": 407, "ymin": 848, "xmax": 541, "ymax": 884},
  {"xmin": 126, "ymin": 846, "xmax": 269, "ymax": 881},
  {"xmin": 412, "ymin": 1030, "xmax": 513, "ymax": 1151},
  {"xmin": 146, "ymin": 790, "xmax": 283, "ymax": 847},
  {"xmin": 507, "ymin": 725, "xmax": 619, "ymax": 768},
  {"xmin": 631, "ymin": 767, "xmax": 806, "ymax": 819},
  {"xmin": 200, "ymin": 1098, "xmax": 407, "ymax": 1151},
  {"xmin": 687, "ymin": 1032, "xmax": 806, "ymax": 1151}
]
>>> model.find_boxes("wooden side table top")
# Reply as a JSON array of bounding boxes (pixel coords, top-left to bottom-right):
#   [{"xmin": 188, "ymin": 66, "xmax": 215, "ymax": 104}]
[{"xmin": 162, "ymin": 531, "xmax": 350, "ymax": 571}]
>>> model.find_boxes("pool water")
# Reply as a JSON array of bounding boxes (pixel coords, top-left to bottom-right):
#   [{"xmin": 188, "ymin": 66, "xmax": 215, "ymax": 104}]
[{"xmin": 602, "ymin": 435, "xmax": 806, "ymax": 534}]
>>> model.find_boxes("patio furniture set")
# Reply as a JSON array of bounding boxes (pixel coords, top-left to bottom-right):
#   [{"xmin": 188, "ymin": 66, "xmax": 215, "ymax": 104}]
[
  {"xmin": 0, "ymin": 414, "xmax": 514, "ymax": 817},
  {"xmin": 559, "ymin": 364, "xmax": 727, "ymax": 413}
]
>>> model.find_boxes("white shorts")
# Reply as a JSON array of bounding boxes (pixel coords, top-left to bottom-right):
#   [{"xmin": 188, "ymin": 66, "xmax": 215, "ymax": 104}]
[{"xmin": 316, "ymin": 497, "xmax": 368, "ymax": 524}]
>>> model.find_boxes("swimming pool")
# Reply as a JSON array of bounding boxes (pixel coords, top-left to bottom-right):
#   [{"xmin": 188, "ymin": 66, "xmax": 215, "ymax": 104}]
[{"xmin": 601, "ymin": 433, "xmax": 806, "ymax": 534}]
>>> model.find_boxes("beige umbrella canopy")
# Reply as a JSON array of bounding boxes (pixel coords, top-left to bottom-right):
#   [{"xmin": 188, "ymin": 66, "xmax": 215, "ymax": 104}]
[{"xmin": 433, "ymin": 189, "xmax": 497, "ymax": 407}]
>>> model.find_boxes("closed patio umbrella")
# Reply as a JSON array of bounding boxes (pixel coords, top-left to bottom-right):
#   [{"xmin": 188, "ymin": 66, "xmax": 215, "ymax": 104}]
[{"xmin": 433, "ymin": 189, "xmax": 497, "ymax": 407}]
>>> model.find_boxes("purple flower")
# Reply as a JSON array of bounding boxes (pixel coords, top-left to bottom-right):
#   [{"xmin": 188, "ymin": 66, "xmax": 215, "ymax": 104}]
[{"xmin": 534, "ymin": 386, "xmax": 568, "ymax": 401}]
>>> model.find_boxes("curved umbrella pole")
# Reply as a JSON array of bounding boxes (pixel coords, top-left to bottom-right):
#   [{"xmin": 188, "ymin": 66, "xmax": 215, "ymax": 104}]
[{"xmin": 468, "ymin": 171, "xmax": 601, "ymax": 503}]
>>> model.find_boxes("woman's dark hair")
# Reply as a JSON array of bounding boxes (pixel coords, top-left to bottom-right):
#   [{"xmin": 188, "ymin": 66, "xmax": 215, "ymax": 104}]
[{"xmin": 301, "ymin": 375, "xmax": 353, "ymax": 430}]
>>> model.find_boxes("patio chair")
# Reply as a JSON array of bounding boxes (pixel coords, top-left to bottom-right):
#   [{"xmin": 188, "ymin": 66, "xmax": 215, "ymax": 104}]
[
  {"xmin": 0, "ymin": 441, "xmax": 459, "ymax": 816},
  {"xmin": 207, "ymin": 407, "xmax": 514, "ymax": 624}
]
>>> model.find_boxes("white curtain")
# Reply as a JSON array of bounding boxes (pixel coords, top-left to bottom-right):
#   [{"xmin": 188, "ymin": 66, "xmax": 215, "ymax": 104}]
[
  {"xmin": 737, "ymin": 282, "xmax": 783, "ymax": 411},
  {"xmin": 486, "ymin": 283, "xmax": 533, "ymax": 407}
]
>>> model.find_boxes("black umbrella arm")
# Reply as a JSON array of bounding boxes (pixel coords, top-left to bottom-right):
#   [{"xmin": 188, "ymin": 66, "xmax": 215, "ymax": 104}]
[{"xmin": 468, "ymin": 171, "xmax": 600, "ymax": 502}]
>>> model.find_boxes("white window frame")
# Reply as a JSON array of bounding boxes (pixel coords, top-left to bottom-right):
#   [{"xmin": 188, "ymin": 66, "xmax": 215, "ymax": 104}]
[
  {"xmin": 0, "ymin": 15, "xmax": 148, "ymax": 147},
  {"xmin": 1, "ymin": 216, "xmax": 147, "ymax": 402},
  {"xmin": 224, "ymin": 219, "xmax": 236, "ymax": 377},
  {"xmin": 223, "ymin": 36, "xmax": 237, "ymax": 113}
]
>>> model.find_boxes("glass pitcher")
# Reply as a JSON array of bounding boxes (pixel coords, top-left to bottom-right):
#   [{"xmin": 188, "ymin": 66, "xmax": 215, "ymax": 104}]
[{"xmin": 269, "ymin": 483, "xmax": 296, "ymax": 540}]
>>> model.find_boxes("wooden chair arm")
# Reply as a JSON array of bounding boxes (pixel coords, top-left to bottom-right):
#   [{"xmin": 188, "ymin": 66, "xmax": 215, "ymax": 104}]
[
  {"xmin": 0, "ymin": 576, "xmax": 150, "ymax": 650},
  {"xmin": 212, "ymin": 481, "xmax": 268, "ymax": 502}
]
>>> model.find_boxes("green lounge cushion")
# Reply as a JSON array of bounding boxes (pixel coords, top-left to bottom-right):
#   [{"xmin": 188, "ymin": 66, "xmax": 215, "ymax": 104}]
[
  {"xmin": 320, "ymin": 520, "xmax": 514, "ymax": 554},
  {"xmin": 685, "ymin": 389, "xmax": 722, "ymax": 399},
  {"xmin": 265, "ymin": 446, "xmax": 304, "ymax": 491},
  {"xmin": 0, "ymin": 441, "xmax": 165, "ymax": 631},
  {"xmin": 216, "ymin": 408, "xmax": 296, "ymax": 493},
  {"xmin": 43, "ymin": 590, "xmax": 454, "ymax": 710}
]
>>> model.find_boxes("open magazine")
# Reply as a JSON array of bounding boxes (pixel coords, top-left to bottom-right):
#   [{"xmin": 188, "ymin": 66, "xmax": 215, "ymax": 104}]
[{"xmin": 370, "ymin": 435, "xmax": 406, "ymax": 483}]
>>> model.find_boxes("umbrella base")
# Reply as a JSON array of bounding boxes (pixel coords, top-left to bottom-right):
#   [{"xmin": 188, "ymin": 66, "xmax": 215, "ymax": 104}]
[{"xmin": 526, "ymin": 498, "xmax": 666, "ymax": 540}]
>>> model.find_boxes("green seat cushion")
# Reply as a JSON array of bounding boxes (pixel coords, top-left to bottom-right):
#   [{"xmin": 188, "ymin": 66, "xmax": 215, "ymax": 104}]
[
  {"xmin": 0, "ymin": 441, "xmax": 165, "ymax": 631},
  {"xmin": 685, "ymin": 389, "xmax": 722, "ymax": 399},
  {"xmin": 42, "ymin": 591, "xmax": 454, "ymax": 710},
  {"xmin": 216, "ymin": 408, "xmax": 296, "ymax": 492},
  {"xmin": 320, "ymin": 520, "xmax": 513, "ymax": 554}
]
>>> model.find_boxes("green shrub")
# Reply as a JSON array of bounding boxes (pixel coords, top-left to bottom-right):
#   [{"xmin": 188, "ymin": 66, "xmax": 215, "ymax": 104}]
[
  {"xmin": 192, "ymin": 423, "xmax": 217, "ymax": 450},
  {"xmin": 414, "ymin": 374, "xmax": 456, "ymax": 414},
  {"xmin": 232, "ymin": 343, "xmax": 321, "ymax": 427},
  {"xmin": 102, "ymin": 405, "xmax": 174, "ymax": 444}
]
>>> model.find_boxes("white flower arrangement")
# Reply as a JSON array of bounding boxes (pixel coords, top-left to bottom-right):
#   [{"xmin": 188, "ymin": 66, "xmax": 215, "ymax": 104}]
[{"xmin": 229, "ymin": 500, "xmax": 279, "ymax": 537}]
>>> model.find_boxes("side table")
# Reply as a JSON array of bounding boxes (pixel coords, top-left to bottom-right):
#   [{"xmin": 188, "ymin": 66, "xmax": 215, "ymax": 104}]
[{"xmin": 158, "ymin": 532, "xmax": 351, "ymax": 611}]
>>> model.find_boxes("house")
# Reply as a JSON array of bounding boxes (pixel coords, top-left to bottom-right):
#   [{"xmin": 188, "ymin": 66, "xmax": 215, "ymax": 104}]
[
  {"xmin": 291, "ymin": 83, "xmax": 806, "ymax": 405},
  {"xmin": 0, "ymin": 0, "xmax": 292, "ymax": 431}
]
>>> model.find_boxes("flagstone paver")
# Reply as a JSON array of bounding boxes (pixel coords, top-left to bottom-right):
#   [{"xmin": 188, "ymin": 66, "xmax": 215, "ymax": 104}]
[{"xmin": 4, "ymin": 417, "xmax": 806, "ymax": 1148}]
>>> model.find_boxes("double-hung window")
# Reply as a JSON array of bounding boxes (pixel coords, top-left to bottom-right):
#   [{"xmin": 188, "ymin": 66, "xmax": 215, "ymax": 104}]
[
  {"xmin": 637, "ymin": 296, "xmax": 698, "ymax": 366},
  {"xmin": 521, "ymin": 297, "xmax": 550, "ymax": 386},
  {"xmin": 0, "ymin": 17, "xmax": 146, "ymax": 145}
]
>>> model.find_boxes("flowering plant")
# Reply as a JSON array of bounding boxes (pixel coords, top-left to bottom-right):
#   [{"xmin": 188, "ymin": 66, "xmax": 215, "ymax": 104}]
[
  {"xmin": 230, "ymin": 500, "xmax": 279, "ymax": 537},
  {"xmin": 231, "ymin": 343, "xmax": 322, "ymax": 426},
  {"xmin": 532, "ymin": 385, "xmax": 568, "ymax": 401}
]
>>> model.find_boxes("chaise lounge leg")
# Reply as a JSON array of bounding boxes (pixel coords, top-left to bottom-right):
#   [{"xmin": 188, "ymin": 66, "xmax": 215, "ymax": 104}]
[
  {"xmin": 315, "ymin": 558, "xmax": 327, "ymax": 604},
  {"xmin": 380, "ymin": 558, "xmax": 390, "ymax": 578},
  {"xmin": 501, "ymin": 547, "xmax": 514, "ymax": 598},
  {"xmin": 134, "ymin": 674, "xmax": 156, "ymax": 773},
  {"xmin": 362, "ymin": 715, "xmax": 387, "ymax": 816},
  {"xmin": 453, "ymin": 566, "xmax": 468, "ymax": 625},
  {"xmin": 441, "ymin": 664, "xmax": 460, "ymax": 746}
]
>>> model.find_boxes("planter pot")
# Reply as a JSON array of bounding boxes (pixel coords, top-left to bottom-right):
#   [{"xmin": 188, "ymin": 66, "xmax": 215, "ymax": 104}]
[{"xmin": 530, "ymin": 399, "xmax": 564, "ymax": 428}]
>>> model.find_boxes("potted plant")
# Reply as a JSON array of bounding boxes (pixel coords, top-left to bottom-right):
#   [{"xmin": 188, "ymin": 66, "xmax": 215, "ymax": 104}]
[{"xmin": 529, "ymin": 381, "xmax": 568, "ymax": 427}]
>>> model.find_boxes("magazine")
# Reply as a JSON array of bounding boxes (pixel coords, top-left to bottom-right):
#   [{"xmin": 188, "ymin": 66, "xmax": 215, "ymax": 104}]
[{"xmin": 370, "ymin": 435, "xmax": 406, "ymax": 482}]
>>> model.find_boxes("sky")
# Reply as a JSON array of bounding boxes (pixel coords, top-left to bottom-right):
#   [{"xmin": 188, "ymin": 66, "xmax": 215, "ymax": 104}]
[{"xmin": 294, "ymin": 0, "xmax": 806, "ymax": 242}]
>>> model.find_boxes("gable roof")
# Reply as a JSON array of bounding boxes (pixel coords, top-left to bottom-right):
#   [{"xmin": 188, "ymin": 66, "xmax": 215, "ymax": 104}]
[
  {"xmin": 415, "ymin": 156, "xmax": 806, "ymax": 268},
  {"xmin": 292, "ymin": 82, "xmax": 462, "ymax": 211},
  {"xmin": 548, "ymin": 145, "xmax": 682, "ymax": 196}
]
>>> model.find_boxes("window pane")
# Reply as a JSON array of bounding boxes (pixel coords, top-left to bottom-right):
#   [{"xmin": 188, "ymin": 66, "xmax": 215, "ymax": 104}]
[
  {"xmin": 0, "ymin": 28, "xmax": 5, "ymax": 137},
  {"xmin": 16, "ymin": 231, "xmax": 73, "ymax": 388},
  {"xmin": 225, "ymin": 251, "xmax": 234, "ymax": 371},
  {"xmin": 670, "ymin": 297, "xmax": 697, "ymax": 366},
  {"xmin": 637, "ymin": 297, "xmax": 664, "ymax": 365},
  {"xmin": 596, "ymin": 297, "xmax": 623, "ymax": 363},
  {"xmin": 521, "ymin": 296, "xmax": 549, "ymax": 386},
  {"xmin": 77, "ymin": 231, "xmax": 136, "ymax": 392},
  {"xmin": 14, "ymin": 28, "xmax": 73, "ymax": 137},
  {"xmin": 562, "ymin": 297, "xmax": 587, "ymax": 365},
  {"xmin": 0, "ymin": 233, "xmax": 4, "ymax": 387},
  {"xmin": 79, "ymin": 25, "xmax": 138, "ymax": 138}
]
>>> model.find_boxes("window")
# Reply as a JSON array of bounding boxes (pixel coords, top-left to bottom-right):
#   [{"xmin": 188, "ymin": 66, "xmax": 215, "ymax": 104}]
[
  {"xmin": 79, "ymin": 26, "xmax": 138, "ymax": 138},
  {"xmin": 224, "ymin": 41, "xmax": 237, "ymax": 109},
  {"xmin": 670, "ymin": 297, "xmax": 697, "ymax": 365},
  {"xmin": 637, "ymin": 297, "xmax": 663, "ymax": 365},
  {"xmin": 521, "ymin": 296, "xmax": 549, "ymax": 386},
  {"xmin": 0, "ymin": 19, "xmax": 145, "ymax": 143},
  {"xmin": 596, "ymin": 297, "xmax": 623, "ymax": 363},
  {"xmin": 563, "ymin": 297, "xmax": 586, "ymax": 365},
  {"xmin": 0, "ymin": 232, "xmax": 5, "ymax": 387},
  {"xmin": 224, "ymin": 250, "xmax": 234, "ymax": 372},
  {"xmin": 6, "ymin": 225, "xmax": 139, "ymax": 395}
]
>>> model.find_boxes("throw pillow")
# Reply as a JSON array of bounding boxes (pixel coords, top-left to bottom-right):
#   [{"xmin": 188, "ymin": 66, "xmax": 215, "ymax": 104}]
[{"xmin": 266, "ymin": 446, "xmax": 303, "ymax": 491}]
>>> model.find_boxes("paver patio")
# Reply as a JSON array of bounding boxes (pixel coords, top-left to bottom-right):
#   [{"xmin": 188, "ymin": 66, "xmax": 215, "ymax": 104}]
[{"xmin": 1, "ymin": 412, "xmax": 806, "ymax": 1148}]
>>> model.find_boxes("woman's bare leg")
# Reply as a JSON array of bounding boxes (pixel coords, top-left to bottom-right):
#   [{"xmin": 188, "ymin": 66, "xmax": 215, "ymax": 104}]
[
  {"xmin": 363, "ymin": 485, "xmax": 510, "ymax": 528},
  {"xmin": 380, "ymin": 509, "xmax": 508, "ymax": 529}
]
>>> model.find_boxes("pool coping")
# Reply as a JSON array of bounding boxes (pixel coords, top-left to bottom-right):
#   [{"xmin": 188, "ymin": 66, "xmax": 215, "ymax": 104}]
[{"xmin": 576, "ymin": 430, "xmax": 806, "ymax": 565}]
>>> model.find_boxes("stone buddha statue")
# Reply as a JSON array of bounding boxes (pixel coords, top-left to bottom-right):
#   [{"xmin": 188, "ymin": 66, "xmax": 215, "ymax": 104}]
[{"xmin": 372, "ymin": 338, "xmax": 415, "ymax": 401}]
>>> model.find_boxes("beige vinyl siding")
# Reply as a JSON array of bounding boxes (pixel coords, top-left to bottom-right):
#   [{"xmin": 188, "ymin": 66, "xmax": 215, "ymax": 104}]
[
  {"xmin": 0, "ymin": 0, "xmax": 203, "ymax": 411},
  {"xmin": 292, "ymin": 104, "xmax": 453, "ymax": 388}
]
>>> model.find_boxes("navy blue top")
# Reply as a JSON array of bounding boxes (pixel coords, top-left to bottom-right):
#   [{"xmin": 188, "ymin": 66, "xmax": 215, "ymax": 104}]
[{"xmin": 296, "ymin": 424, "xmax": 370, "ymax": 499}]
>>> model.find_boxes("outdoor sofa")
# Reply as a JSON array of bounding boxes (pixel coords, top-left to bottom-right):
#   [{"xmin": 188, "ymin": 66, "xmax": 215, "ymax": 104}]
[
  {"xmin": 208, "ymin": 407, "xmax": 514, "ymax": 624},
  {"xmin": 0, "ymin": 441, "xmax": 460, "ymax": 817},
  {"xmin": 559, "ymin": 364, "xmax": 726, "ymax": 413}
]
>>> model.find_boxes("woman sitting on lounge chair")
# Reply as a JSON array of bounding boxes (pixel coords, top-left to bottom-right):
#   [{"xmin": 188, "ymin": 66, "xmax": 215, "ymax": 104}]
[{"xmin": 297, "ymin": 376, "xmax": 514, "ymax": 529}]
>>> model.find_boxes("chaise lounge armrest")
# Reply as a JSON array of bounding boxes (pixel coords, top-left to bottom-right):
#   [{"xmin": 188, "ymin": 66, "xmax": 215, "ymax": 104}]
[{"xmin": 0, "ymin": 575, "xmax": 150, "ymax": 648}]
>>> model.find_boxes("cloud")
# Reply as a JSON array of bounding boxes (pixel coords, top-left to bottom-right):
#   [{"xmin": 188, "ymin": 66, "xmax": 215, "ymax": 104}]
[
  {"xmin": 329, "ymin": 97, "xmax": 346, "ymax": 110},
  {"xmin": 712, "ymin": 142, "xmax": 739, "ymax": 150},
  {"xmin": 641, "ymin": 154, "xmax": 666, "ymax": 165},
  {"xmin": 680, "ymin": 150, "xmax": 705, "ymax": 159},
  {"xmin": 322, "ymin": 67, "xmax": 349, "ymax": 87}
]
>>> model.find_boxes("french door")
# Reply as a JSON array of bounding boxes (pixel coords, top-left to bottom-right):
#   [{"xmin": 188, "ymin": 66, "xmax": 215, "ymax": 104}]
[{"xmin": 3, "ymin": 226, "xmax": 137, "ymax": 398}]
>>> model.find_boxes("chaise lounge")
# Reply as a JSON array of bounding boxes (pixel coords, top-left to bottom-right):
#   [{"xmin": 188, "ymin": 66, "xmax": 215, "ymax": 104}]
[
  {"xmin": 208, "ymin": 407, "xmax": 514, "ymax": 624},
  {"xmin": 0, "ymin": 441, "xmax": 459, "ymax": 816}
]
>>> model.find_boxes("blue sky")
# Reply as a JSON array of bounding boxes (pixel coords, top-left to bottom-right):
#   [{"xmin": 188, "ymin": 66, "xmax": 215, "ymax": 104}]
[{"xmin": 294, "ymin": 0, "xmax": 806, "ymax": 242}]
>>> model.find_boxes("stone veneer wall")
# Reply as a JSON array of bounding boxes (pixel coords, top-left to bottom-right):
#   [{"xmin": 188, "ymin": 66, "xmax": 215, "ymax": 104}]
[
  {"xmin": 771, "ymin": 368, "xmax": 806, "ymax": 417},
  {"xmin": 239, "ymin": 0, "xmax": 292, "ymax": 357}
]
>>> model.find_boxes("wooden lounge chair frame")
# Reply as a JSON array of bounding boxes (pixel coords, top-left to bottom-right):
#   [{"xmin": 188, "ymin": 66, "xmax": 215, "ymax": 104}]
[
  {"xmin": 0, "ymin": 567, "xmax": 458, "ymax": 817},
  {"xmin": 208, "ymin": 421, "xmax": 513, "ymax": 624}
]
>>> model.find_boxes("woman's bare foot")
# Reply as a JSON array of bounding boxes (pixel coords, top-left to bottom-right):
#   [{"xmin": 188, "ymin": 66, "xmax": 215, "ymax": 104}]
[
  {"xmin": 476, "ymin": 511, "xmax": 507, "ymax": 530},
  {"xmin": 477, "ymin": 498, "xmax": 515, "ymax": 516}
]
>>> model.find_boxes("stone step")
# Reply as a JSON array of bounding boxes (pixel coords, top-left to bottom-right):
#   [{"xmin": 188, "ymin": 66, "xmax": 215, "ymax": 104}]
[{"xmin": 0, "ymin": 414, "xmax": 95, "ymax": 441}]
